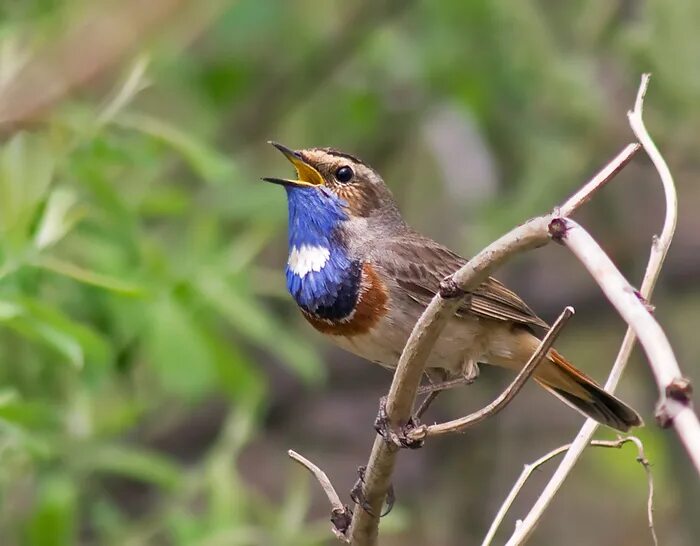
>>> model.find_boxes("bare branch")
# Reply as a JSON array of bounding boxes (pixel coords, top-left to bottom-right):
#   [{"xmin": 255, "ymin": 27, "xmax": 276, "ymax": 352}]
[
  {"xmin": 347, "ymin": 218, "xmax": 551, "ymax": 545},
  {"xmin": 504, "ymin": 218, "xmax": 700, "ymax": 546},
  {"xmin": 347, "ymin": 143, "xmax": 639, "ymax": 545},
  {"xmin": 482, "ymin": 437, "xmax": 656, "ymax": 546},
  {"xmin": 407, "ymin": 306, "xmax": 574, "ymax": 441},
  {"xmin": 626, "ymin": 436, "xmax": 659, "ymax": 546},
  {"xmin": 288, "ymin": 450, "xmax": 352, "ymax": 542},
  {"xmin": 560, "ymin": 219, "xmax": 686, "ymax": 399},
  {"xmin": 503, "ymin": 74, "xmax": 692, "ymax": 546},
  {"xmin": 558, "ymin": 142, "xmax": 640, "ymax": 217}
]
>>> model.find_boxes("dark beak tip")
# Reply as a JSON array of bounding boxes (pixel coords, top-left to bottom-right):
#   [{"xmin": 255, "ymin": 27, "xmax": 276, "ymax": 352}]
[{"xmin": 268, "ymin": 140, "xmax": 301, "ymax": 159}]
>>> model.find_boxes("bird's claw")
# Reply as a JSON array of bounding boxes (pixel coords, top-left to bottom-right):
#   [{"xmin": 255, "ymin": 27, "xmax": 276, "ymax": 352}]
[
  {"xmin": 374, "ymin": 396, "xmax": 425, "ymax": 449},
  {"xmin": 350, "ymin": 465, "xmax": 395, "ymax": 518}
]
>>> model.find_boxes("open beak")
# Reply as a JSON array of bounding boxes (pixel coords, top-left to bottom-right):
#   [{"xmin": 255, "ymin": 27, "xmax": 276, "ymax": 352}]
[{"xmin": 262, "ymin": 141, "xmax": 325, "ymax": 187}]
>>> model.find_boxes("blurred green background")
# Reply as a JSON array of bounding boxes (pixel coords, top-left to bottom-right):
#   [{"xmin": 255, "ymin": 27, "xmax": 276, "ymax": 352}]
[{"xmin": 0, "ymin": 0, "xmax": 698, "ymax": 544}]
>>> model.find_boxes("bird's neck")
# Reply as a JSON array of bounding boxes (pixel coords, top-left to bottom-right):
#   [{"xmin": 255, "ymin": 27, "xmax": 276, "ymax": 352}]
[{"xmin": 285, "ymin": 187, "xmax": 361, "ymax": 319}]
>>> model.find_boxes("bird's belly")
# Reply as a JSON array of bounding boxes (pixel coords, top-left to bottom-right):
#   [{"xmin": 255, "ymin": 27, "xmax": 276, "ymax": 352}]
[{"xmin": 326, "ymin": 307, "xmax": 489, "ymax": 375}]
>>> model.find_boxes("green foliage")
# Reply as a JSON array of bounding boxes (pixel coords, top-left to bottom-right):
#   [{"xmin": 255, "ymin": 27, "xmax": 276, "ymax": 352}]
[
  {"xmin": 0, "ymin": 8, "xmax": 327, "ymax": 543},
  {"xmin": 1, "ymin": 0, "xmax": 699, "ymax": 544}
]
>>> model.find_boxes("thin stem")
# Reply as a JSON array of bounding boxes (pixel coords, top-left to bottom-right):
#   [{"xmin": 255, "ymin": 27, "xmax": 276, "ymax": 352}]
[
  {"xmin": 288, "ymin": 450, "xmax": 351, "ymax": 542},
  {"xmin": 502, "ymin": 73, "xmax": 684, "ymax": 546},
  {"xmin": 288, "ymin": 450, "xmax": 346, "ymax": 513},
  {"xmin": 482, "ymin": 437, "xmax": 656, "ymax": 546},
  {"xmin": 348, "ymin": 143, "xmax": 640, "ymax": 545},
  {"xmin": 408, "ymin": 307, "xmax": 574, "ymax": 440},
  {"xmin": 347, "ymin": 218, "xmax": 552, "ymax": 546},
  {"xmin": 559, "ymin": 143, "xmax": 640, "ymax": 217}
]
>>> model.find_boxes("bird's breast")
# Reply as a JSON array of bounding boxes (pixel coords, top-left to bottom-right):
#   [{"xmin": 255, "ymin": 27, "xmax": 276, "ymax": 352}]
[{"xmin": 301, "ymin": 262, "xmax": 389, "ymax": 336}]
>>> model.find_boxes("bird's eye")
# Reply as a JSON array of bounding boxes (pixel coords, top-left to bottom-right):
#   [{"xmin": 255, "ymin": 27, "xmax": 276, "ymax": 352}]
[{"xmin": 335, "ymin": 166, "xmax": 354, "ymax": 183}]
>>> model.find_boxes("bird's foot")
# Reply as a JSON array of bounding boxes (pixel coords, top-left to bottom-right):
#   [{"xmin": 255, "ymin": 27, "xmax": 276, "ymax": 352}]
[
  {"xmin": 374, "ymin": 396, "xmax": 425, "ymax": 449},
  {"xmin": 415, "ymin": 372, "xmax": 478, "ymax": 397},
  {"xmin": 350, "ymin": 465, "xmax": 395, "ymax": 518},
  {"xmin": 463, "ymin": 360, "xmax": 480, "ymax": 382}
]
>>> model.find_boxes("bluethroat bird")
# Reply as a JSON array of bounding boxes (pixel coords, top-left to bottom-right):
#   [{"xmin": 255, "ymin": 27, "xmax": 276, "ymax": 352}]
[{"xmin": 263, "ymin": 142, "xmax": 641, "ymax": 433}]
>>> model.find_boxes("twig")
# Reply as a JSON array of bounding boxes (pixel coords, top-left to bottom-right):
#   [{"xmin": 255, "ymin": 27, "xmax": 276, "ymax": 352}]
[
  {"xmin": 562, "ymin": 219, "xmax": 700, "ymax": 469},
  {"xmin": 481, "ymin": 437, "xmax": 656, "ymax": 546},
  {"xmin": 628, "ymin": 435, "xmax": 659, "ymax": 546},
  {"xmin": 558, "ymin": 142, "xmax": 640, "ymax": 217},
  {"xmin": 504, "ymin": 218, "xmax": 700, "ymax": 545},
  {"xmin": 407, "ymin": 307, "xmax": 574, "ymax": 441},
  {"xmin": 502, "ymin": 75, "xmax": 692, "ymax": 546},
  {"xmin": 346, "ymin": 143, "xmax": 638, "ymax": 546},
  {"xmin": 288, "ymin": 450, "xmax": 352, "ymax": 542},
  {"xmin": 347, "ymin": 218, "xmax": 550, "ymax": 545}
]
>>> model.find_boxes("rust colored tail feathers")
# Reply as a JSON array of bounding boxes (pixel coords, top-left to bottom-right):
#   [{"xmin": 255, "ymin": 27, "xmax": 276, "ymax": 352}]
[{"xmin": 532, "ymin": 348, "xmax": 642, "ymax": 432}]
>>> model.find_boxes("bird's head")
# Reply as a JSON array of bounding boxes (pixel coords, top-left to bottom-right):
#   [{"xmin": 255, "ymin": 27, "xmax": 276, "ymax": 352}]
[
  {"xmin": 264, "ymin": 142, "xmax": 399, "ymax": 312},
  {"xmin": 263, "ymin": 142, "xmax": 397, "ymax": 219}
]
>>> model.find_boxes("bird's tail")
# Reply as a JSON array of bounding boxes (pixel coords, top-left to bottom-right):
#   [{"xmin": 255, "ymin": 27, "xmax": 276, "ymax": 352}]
[{"xmin": 534, "ymin": 348, "xmax": 642, "ymax": 432}]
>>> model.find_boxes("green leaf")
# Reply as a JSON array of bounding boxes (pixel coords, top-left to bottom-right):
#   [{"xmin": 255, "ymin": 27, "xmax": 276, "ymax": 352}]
[
  {"xmin": 23, "ymin": 474, "xmax": 77, "ymax": 546},
  {"xmin": 0, "ymin": 397, "xmax": 59, "ymax": 429},
  {"xmin": 78, "ymin": 444, "xmax": 183, "ymax": 490},
  {"xmin": 0, "ymin": 132, "xmax": 55, "ymax": 245},
  {"xmin": 144, "ymin": 296, "xmax": 217, "ymax": 399},
  {"xmin": 196, "ymin": 274, "xmax": 324, "ymax": 384},
  {"xmin": 6, "ymin": 315, "xmax": 84, "ymax": 369},
  {"xmin": 33, "ymin": 188, "xmax": 85, "ymax": 249},
  {"xmin": 97, "ymin": 55, "xmax": 151, "ymax": 124},
  {"xmin": 0, "ymin": 300, "xmax": 23, "ymax": 320},
  {"xmin": 0, "ymin": 297, "xmax": 111, "ymax": 370},
  {"xmin": 32, "ymin": 255, "xmax": 146, "ymax": 296},
  {"xmin": 198, "ymin": 322, "xmax": 266, "ymax": 403},
  {"xmin": 114, "ymin": 113, "xmax": 235, "ymax": 183}
]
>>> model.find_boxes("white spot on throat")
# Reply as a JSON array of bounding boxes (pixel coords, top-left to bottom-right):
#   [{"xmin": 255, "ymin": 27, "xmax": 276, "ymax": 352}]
[{"xmin": 288, "ymin": 244, "xmax": 330, "ymax": 277}]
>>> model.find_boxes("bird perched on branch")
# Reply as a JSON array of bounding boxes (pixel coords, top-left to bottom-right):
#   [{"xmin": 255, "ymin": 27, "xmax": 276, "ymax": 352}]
[{"xmin": 263, "ymin": 142, "xmax": 641, "ymax": 435}]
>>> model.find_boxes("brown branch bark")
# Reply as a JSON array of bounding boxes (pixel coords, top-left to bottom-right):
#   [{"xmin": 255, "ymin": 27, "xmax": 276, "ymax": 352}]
[
  {"xmin": 346, "ymin": 143, "xmax": 640, "ymax": 545},
  {"xmin": 502, "ymin": 74, "xmax": 693, "ymax": 546},
  {"xmin": 558, "ymin": 219, "xmax": 700, "ymax": 473},
  {"xmin": 482, "ymin": 436, "xmax": 656, "ymax": 546},
  {"xmin": 288, "ymin": 450, "xmax": 352, "ymax": 542},
  {"xmin": 407, "ymin": 306, "xmax": 574, "ymax": 440}
]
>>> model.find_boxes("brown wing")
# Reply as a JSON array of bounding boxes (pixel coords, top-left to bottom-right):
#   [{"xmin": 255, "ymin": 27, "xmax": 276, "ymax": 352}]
[{"xmin": 375, "ymin": 235, "xmax": 549, "ymax": 329}]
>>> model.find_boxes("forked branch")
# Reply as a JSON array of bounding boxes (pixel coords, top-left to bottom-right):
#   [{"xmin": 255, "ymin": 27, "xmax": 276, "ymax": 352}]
[
  {"xmin": 314, "ymin": 75, "xmax": 695, "ymax": 546},
  {"xmin": 347, "ymin": 145, "xmax": 639, "ymax": 545},
  {"xmin": 482, "ymin": 436, "xmax": 656, "ymax": 546},
  {"xmin": 288, "ymin": 450, "xmax": 352, "ymax": 542},
  {"xmin": 407, "ymin": 306, "xmax": 574, "ymax": 441},
  {"xmin": 503, "ymin": 74, "xmax": 696, "ymax": 546}
]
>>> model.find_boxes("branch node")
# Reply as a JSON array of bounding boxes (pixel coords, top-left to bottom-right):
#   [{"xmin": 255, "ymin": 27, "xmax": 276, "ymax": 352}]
[
  {"xmin": 666, "ymin": 377, "xmax": 693, "ymax": 404},
  {"xmin": 653, "ymin": 387, "xmax": 691, "ymax": 428},
  {"xmin": 656, "ymin": 378, "xmax": 693, "ymax": 427},
  {"xmin": 331, "ymin": 508, "xmax": 353, "ymax": 540},
  {"xmin": 411, "ymin": 306, "xmax": 573, "ymax": 439},
  {"xmin": 287, "ymin": 450, "xmax": 351, "ymax": 540},
  {"xmin": 633, "ymin": 289, "xmax": 656, "ymax": 313},
  {"xmin": 439, "ymin": 276, "xmax": 465, "ymax": 299},
  {"xmin": 548, "ymin": 217, "xmax": 569, "ymax": 242},
  {"xmin": 654, "ymin": 402, "xmax": 673, "ymax": 429},
  {"xmin": 406, "ymin": 424, "xmax": 428, "ymax": 441},
  {"xmin": 651, "ymin": 233, "xmax": 660, "ymax": 250}
]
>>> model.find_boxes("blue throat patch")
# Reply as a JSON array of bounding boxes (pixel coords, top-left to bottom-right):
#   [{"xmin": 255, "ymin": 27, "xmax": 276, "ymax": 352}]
[{"xmin": 285, "ymin": 186, "xmax": 361, "ymax": 320}]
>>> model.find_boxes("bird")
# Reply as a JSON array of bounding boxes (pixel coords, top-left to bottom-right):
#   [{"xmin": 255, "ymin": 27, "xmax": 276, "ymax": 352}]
[{"xmin": 263, "ymin": 142, "xmax": 642, "ymax": 433}]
